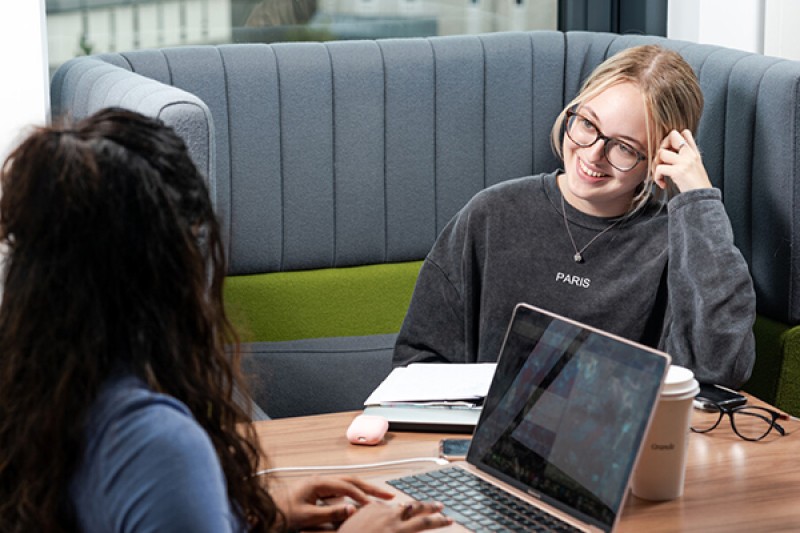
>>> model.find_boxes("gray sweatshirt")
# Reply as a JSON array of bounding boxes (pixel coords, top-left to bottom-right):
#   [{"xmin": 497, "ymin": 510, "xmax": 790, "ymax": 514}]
[{"xmin": 393, "ymin": 172, "xmax": 755, "ymax": 388}]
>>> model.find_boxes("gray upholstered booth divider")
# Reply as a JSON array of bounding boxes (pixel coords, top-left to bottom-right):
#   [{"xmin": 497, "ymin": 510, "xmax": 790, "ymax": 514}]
[{"xmin": 51, "ymin": 31, "xmax": 800, "ymax": 416}]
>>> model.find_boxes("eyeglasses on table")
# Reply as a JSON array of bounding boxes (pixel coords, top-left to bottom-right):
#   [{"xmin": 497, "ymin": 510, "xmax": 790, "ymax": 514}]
[{"xmin": 691, "ymin": 398, "xmax": 793, "ymax": 441}]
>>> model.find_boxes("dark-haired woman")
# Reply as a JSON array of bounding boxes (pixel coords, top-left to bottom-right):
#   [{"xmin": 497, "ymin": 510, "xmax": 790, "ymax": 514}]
[{"xmin": 0, "ymin": 108, "xmax": 450, "ymax": 532}]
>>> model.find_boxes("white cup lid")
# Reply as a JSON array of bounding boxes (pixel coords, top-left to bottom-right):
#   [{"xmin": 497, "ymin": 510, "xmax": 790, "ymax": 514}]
[{"xmin": 662, "ymin": 365, "xmax": 700, "ymax": 399}]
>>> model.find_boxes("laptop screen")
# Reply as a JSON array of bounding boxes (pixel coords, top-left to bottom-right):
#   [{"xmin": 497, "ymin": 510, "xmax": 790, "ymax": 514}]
[{"xmin": 468, "ymin": 304, "xmax": 669, "ymax": 532}]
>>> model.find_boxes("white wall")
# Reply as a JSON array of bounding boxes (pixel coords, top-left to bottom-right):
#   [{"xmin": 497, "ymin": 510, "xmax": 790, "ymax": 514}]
[
  {"xmin": 764, "ymin": 0, "xmax": 800, "ymax": 60},
  {"xmin": 668, "ymin": 0, "xmax": 800, "ymax": 60},
  {"xmin": 0, "ymin": 0, "xmax": 49, "ymax": 161},
  {"xmin": 668, "ymin": 0, "xmax": 765, "ymax": 54}
]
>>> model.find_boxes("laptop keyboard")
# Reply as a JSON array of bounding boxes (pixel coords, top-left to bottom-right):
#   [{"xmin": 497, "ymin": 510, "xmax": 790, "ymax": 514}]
[{"xmin": 387, "ymin": 467, "xmax": 582, "ymax": 533}]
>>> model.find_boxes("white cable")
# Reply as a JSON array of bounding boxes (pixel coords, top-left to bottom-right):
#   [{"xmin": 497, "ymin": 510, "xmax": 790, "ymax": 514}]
[{"xmin": 255, "ymin": 457, "xmax": 450, "ymax": 477}]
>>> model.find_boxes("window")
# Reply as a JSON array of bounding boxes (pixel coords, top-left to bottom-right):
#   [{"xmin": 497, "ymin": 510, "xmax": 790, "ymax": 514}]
[{"xmin": 45, "ymin": 0, "xmax": 559, "ymax": 73}]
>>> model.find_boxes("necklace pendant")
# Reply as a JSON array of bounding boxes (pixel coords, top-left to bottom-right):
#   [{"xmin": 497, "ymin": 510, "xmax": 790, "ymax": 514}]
[{"xmin": 573, "ymin": 252, "xmax": 583, "ymax": 263}]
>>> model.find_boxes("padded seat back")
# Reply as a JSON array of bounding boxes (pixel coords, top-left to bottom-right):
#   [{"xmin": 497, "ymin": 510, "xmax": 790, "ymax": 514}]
[
  {"xmin": 51, "ymin": 31, "xmax": 800, "ymax": 327},
  {"xmin": 51, "ymin": 31, "xmax": 800, "ymax": 415}
]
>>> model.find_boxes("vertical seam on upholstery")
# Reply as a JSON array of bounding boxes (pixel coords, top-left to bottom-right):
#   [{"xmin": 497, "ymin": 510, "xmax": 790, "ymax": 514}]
[
  {"xmin": 273, "ymin": 46, "xmax": 286, "ymax": 271},
  {"xmin": 746, "ymin": 64, "xmax": 756, "ymax": 266},
  {"xmin": 694, "ymin": 49, "xmax": 722, "ymax": 189},
  {"xmin": 160, "ymin": 49, "xmax": 174, "ymax": 86},
  {"xmin": 218, "ymin": 46, "xmax": 234, "ymax": 266},
  {"xmin": 716, "ymin": 51, "xmax": 731, "ymax": 193},
  {"xmin": 792, "ymin": 74, "xmax": 800, "ymax": 320},
  {"xmin": 561, "ymin": 32, "xmax": 568, "ymax": 112},
  {"xmin": 429, "ymin": 37, "xmax": 438, "ymax": 238},
  {"xmin": 602, "ymin": 35, "xmax": 614, "ymax": 61},
  {"xmin": 529, "ymin": 33, "xmax": 535, "ymax": 175},
  {"xmin": 722, "ymin": 53, "xmax": 750, "ymax": 243},
  {"xmin": 479, "ymin": 35, "xmax": 488, "ymax": 189},
  {"xmin": 117, "ymin": 52, "xmax": 135, "ymax": 72},
  {"xmin": 326, "ymin": 44, "xmax": 338, "ymax": 267},
  {"xmin": 744, "ymin": 58, "xmax": 790, "ymax": 319},
  {"xmin": 747, "ymin": 60, "xmax": 772, "ymax": 308},
  {"xmin": 378, "ymin": 41, "xmax": 389, "ymax": 263}
]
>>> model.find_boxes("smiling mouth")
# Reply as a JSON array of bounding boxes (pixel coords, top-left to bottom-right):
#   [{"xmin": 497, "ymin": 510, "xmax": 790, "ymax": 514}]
[{"xmin": 579, "ymin": 159, "xmax": 608, "ymax": 178}]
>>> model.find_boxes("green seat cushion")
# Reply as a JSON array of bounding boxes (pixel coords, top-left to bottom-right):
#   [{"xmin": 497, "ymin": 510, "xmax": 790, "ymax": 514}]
[
  {"xmin": 773, "ymin": 324, "xmax": 800, "ymax": 415},
  {"xmin": 226, "ymin": 266, "xmax": 800, "ymax": 416},
  {"xmin": 224, "ymin": 261, "xmax": 423, "ymax": 342},
  {"xmin": 746, "ymin": 315, "xmax": 800, "ymax": 415}
]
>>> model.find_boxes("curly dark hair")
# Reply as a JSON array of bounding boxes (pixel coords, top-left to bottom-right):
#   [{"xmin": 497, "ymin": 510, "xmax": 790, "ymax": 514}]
[{"xmin": 0, "ymin": 108, "xmax": 281, "ymax": 531}]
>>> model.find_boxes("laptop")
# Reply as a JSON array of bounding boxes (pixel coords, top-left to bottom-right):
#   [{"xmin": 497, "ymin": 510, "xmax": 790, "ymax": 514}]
[{"xmin": 378, "ymin": 303, "xmax": 670, "ymax": 532}]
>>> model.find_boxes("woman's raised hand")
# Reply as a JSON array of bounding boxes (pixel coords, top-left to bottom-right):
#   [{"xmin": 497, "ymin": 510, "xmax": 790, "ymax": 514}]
[{"xmin": 653, "ymin": 129, "xmax": 712, "ymax": 193}]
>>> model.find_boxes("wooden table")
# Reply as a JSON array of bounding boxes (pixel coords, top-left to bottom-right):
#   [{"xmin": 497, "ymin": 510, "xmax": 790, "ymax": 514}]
[{"xmin": 254, "ymin": 396, "xmax": 800, "ymax": 532}]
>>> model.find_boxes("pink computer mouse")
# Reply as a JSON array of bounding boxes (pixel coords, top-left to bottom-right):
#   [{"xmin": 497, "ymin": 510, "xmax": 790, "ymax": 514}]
[{"xmin": 346, "ymin": 414, "xmax": 389, "ymax": 446}]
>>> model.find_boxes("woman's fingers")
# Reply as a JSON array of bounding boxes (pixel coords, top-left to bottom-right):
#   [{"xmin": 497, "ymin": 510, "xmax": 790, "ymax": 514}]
[
  {"xmin": 302, "ymin": 501, "xmax": 357, "ymax": 524},
  {"xmin": 653, "ymin": 129, "xmax": 711, "ymax": 192},
  {"xmin": 344, "ymin": 475, "xmax": 396, "ymax": 501},
  {"xmin": 337, "ymin": 500, "xmax": 452, "ymax": 533},
  {"xmin": 398, "ymin": 501, "xmax": 445, "ymax": 520},
  {"xmin": 395, "ymin": 501, "xmax": 453, "ymax": 533},
  {"xmin": 304, "ymin": 475, "xmax": 388, "ymax": 505}
]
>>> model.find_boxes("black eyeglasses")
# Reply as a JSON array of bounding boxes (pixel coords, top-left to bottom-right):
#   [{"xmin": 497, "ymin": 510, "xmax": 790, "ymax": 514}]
[
  {"xmin": 564, "ymin": 110, "xmax": 646, "ymax": 172},
  {"xmin": 691, "ymin": 399, "xmax": 791, "ymax": 441}
]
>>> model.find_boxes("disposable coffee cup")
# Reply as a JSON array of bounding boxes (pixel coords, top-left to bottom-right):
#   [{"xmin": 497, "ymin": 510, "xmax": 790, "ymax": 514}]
[{"xmin": 631, "ymin": 365, "xmax": 700, "ymax": 501}]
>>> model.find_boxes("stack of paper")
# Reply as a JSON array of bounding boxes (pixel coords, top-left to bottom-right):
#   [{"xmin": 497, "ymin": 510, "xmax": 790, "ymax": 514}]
[
  {"xmin": 364, "ymin": 363, "xmax": 497, "ymax": 406},
  {"xmin": 363, "ymin": 363, "xmax": 497, "ymax": 432}
]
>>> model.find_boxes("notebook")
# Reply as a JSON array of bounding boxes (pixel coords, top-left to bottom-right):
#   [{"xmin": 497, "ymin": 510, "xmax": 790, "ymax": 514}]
[
  {"xmin": 362, "ymin": 404, "xmax": 482, "ymax": 433},
  {"xmin": 378, "ymin": 303, "xmax": 670, "ymax": 532},
  {"xmin": 362, "ymin": 363, "xmax": 496, "ymax": 432}
]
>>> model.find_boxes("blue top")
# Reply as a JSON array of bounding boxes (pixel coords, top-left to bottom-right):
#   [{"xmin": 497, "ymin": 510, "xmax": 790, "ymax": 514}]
[{"xmin": 70, "ymin": 375, "xmax": 240, "ymax": 532}]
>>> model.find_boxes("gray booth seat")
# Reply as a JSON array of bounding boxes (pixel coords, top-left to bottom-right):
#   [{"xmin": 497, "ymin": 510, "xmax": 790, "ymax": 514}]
[
  {"xmin": 240, "ymin": 334, "xmax": 397, "ymax": 419},
  {"xmin": 51, "ymin": 31, "xmax": 800, "ymax": 417}
]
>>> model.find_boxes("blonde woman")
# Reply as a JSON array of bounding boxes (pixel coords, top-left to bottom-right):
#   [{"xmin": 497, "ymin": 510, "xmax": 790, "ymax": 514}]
[{"xmin": 394, "ymin": 45, "xmax": 755, "ymax": 389}]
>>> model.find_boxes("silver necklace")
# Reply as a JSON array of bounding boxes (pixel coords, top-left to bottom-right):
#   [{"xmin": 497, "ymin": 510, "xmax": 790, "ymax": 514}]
[{"xmin": 560, "ymin": 192, "xmax": 624, "ymax": 263}]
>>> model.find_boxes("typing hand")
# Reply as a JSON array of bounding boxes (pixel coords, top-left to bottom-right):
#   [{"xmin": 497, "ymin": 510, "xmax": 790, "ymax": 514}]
[
  {"xmin": 338, "ymin": 500, "xmax": 453, "ymax": 533},
  {"xmin": 274, "ymin": 475, "xmax": 395, "ymax": 530},
  {"xmin": 653, "ymin": 129, "xmax": 712, "ymax": 193}
]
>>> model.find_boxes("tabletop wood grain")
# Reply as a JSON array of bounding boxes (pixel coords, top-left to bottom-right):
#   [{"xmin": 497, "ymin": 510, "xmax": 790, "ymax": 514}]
[{"xmin": 254, "ymin": 395, "xmax": 800, "ymax": 532}]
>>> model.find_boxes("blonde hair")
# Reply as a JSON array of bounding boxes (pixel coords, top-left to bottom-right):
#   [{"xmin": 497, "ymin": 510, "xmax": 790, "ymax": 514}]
[{"xmin": 551, "ymin": 45, "xmax": 704, "ymax": 213}]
